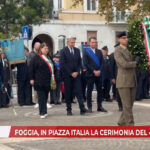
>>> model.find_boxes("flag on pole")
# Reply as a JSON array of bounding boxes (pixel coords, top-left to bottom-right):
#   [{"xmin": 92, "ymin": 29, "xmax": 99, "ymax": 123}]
[{"xmin": 141, "ymin": 16, "xmax": 150, "ymax": 71}]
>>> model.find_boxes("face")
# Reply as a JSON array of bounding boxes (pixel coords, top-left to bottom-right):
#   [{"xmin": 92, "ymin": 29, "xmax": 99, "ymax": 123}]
[
  {"xmin": 24, "ymin": 49, "xmax": 29, "ymax": 57},
  {"xmin": 34, "ymin": 43, "xmax": 41, "ymax": 52},
  {"xmin": 41, "ymin": 46, "xmax": 49, "ymax": 55},
  {"xmin": 0, "ymin": 53, "xmax": 5, "ymax": 59},
  {"xmin": 68, "ymin": 38, "xmax": 75, "ymax": 48},
  {"xmin": 53, "ymin": 57, "xmax": 59, "ymax": 62},
  {"xmin": 118, "ymin": 36, "xmax": 128, "ymax": 46},
  {"xmin": 102, "ymin": 50, "xmax": 108, "ymax": 56},
  {"xmin": 90, "ymin": 39, "xmax": 97, "ymax": 49}
]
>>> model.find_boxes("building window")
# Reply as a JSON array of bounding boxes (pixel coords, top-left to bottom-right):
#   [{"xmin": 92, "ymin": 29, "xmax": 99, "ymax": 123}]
[
  {"xmin": 58, "ymin": 35, "xmax": 66, "ymax": 50},
  {"xmin": 58, "ymin": 0, "xmax": 62, "ymax": 9},
  {"xmin": 87, "ymin": 0, "xmax": 96, "ymax": 11}
]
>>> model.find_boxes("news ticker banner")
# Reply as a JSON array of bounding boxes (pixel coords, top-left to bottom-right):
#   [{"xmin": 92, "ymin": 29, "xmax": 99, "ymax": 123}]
[{"xmin": 1, "ymin": 126, "xmax": 150, "ymax": 138}]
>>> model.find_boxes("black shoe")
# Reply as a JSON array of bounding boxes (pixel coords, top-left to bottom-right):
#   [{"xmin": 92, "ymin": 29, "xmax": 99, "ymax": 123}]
[
  {"xmin": 87, "ymin": 108, "xmax": 92, "ymax": 113},
  {"xmin": 3, "ymin": 105, "xmax": 9, "ymax": 108},
  {"xmin": 67, "ymin": 111, "xmax": 72, "ymax": 116},
  {"xmin": 57, "ymin": 102, "xmax": 61, "ymax": 105},
  {"xmin": 144, "ymin": 95, "xmax": 150, "ymax": 99},
  {"xmin": 80, "ymin": 108, "xmax": 88, "ymax": 115},
  {"xmin": 136, "ymin": 98, "xmax": 142, "ymax": 101},
  {"xmin": 106, "ymin": 99, "xmax": 113, "ymax": 102},
  {"xmin": 97, "ymin": 107, "xmax": 107, "ymax": 112},
  {"xmin": 26, "ymin": 102, "xmax": 36, "ymax": 106}
]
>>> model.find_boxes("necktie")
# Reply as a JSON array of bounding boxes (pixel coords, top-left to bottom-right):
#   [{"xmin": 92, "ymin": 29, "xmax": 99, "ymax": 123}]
[{"xmin": 71, "ymin": 48, "xmax": 74, "ymax": 55}]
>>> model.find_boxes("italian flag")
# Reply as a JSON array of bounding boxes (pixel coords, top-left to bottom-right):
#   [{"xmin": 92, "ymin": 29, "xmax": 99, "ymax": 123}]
[{"xmin": 142, "ymin": 16, "xmax": 150, "ymax": 71}]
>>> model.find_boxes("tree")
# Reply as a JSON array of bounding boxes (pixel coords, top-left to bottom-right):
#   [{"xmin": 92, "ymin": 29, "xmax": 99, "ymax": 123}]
[
  {"xmin": 0, "ymin": 0, "xmax": 52, "ymax": 39},
  {"xmin": 128, "ymin": 19, "xmax": 148, "ymax": 71},
  {"xmin": 73, "ymin": 0, "xmax": 150, "ymax": 22}
]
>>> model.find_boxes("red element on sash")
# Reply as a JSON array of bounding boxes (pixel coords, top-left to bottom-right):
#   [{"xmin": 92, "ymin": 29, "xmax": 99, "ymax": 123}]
[{"xmin": 38, "ymin": 54, "xmax": 56, "ymax": 84}]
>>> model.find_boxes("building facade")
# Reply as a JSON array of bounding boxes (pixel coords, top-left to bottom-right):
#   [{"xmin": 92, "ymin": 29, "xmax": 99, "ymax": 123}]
[{"xmin": 28, "ymin": 0, "xmax": 129, "ymax": 54}]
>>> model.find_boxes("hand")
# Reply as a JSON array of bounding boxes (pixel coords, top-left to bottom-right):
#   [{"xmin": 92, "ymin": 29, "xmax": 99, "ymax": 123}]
[
  {"xmin": 135, "ymin": 56, "xmax": 140, "ymax": 64},
  {"xmin": 30, "ymin": 80, "xmax": 34, "ymax": 86},
  {"xmin": 93, "ymin": 70, "xmax": 100, "ymax": 77},
  {"xmin": 71, "ymin": 72, "xmax": 78, "ymax": 78}
]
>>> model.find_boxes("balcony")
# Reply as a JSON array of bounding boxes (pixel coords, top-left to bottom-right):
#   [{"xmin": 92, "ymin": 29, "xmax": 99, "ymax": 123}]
[{"xmin": 112, "ymin": 11, "xmax": 130, "ymax": 23}]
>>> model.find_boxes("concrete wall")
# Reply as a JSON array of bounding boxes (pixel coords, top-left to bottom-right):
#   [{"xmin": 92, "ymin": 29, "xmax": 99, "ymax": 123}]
[{"xmin": 27, "ymin": 20, "xmax": 128, "ymax": 54}]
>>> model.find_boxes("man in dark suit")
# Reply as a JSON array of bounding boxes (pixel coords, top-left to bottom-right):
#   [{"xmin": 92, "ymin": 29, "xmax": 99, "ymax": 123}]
[
  {"xmin": 83, "ymin": 37, "xmax": 107, "ymax": 113},
  {"xmin": 101, "ymin": 46, "xmax": 112, "ymax": 102},
  {"xmin": 60, "ymin": 36, "xmax": 87, "ymax": 115}
]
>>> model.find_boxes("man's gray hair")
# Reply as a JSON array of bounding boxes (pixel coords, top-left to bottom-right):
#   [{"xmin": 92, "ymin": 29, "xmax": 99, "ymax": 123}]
[{"xmin": 67, "ymin": 36, "xmax": 76, "ymax": 42}]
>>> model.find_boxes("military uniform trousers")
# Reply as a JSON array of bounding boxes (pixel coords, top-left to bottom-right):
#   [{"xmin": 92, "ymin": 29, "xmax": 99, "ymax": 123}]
[{"xmin": 118, "ymin": 87, "xmax": 136, "ymax": 126}]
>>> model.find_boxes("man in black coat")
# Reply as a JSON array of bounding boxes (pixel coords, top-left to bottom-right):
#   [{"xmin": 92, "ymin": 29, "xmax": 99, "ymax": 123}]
[
  {"xmin": 60, "ymin": 36, "xmax": 87, "ymax": 115},
  {"xmin": 109, "ymin": 51, "xmax": 122, "ymax": 111},
  {"xmin": 17, "ymin": 48, "xmax": 34, "ymax": 106},
  {"xmin": 83, "ymin": 37, "xmax": 107, "ymax": 113},
  {"xmin": 101, "ymin": 46, "xmax": 112, "ymax": 102}
]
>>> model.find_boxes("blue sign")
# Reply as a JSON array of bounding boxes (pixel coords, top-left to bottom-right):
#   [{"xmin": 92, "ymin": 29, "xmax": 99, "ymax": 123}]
[{"xmin": 22, "ymin": 26, "xmax": 28, "ymax": 40}]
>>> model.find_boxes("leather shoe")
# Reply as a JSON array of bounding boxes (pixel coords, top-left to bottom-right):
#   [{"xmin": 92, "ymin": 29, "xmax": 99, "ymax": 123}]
[
  {"xmin": 80, "ymin": 108, "xmax": 88, "ymax": 115},
  {"xmin": 87, "ymin": 108, "xmax": 92, "ymax": 113},
  {"xmin": 67, "ymin": 111, "xmax": 72, "ymax": 116},
  {"xmin": 97, "ymin": 107, "xmax": 107, "ymax": 112},
  {"xmin": 106, "ymin": 99, "xmax": 113, "ymax": 102}
]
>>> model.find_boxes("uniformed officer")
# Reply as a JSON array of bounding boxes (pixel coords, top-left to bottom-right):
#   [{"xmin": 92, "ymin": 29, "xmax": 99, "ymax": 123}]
[{"xmin": 114, "ymin": 31, "xmax": 139, "ymax": 126}]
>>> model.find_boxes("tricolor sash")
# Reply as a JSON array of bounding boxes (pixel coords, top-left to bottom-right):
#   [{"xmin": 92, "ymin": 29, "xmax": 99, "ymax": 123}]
[
  {"xmin": 86, "ymin": 48, "xmax": 100, "ymax": 68},
  {"xmin": 39, "ymin": 54, "xmax": 56, "ymax": 90}
]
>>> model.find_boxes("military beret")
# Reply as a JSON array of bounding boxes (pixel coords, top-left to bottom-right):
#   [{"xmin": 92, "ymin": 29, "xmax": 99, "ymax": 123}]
[{"xmin": 117, "ymin": 31, "xmax": 127, "ymax": 38}]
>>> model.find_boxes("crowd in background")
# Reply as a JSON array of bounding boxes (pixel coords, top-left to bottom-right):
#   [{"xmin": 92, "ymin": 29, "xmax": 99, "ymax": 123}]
[{"xmin": 0, "ymin": 35, "xmax": 149, "ymax": 121}]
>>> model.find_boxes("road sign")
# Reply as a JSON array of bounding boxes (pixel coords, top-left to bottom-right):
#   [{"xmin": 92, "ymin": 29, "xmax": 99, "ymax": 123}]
[{"xmin": 22, "ymin": 26, "xmax": 28, "ymax": 40}]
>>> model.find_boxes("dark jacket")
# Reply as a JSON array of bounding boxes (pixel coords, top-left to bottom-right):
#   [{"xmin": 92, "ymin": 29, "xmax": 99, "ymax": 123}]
[
  {"xmin": 27, "ymin": 51, "xmax": 37, "ymax": 66},
  {"xmin": 109, "ymin": 53, "xmax": 118, "ymax": 79},
  {"xmin": 83, "ymin": 49, "xmax": 103, "ymax": 78},
  {"xmin": 17, "ymin": 62, "xmax": 29, "ymax": 82},
  {"xmin": 102, "ymin": 55, "xmax": 112, "ymax": 80},
  {"xmin": 60, "ymin": 46, "xmax": 81, "ymax": 78},
  {"xmin": 29, "ymin": 55, "xmax": 55, "ymax": 91},
  {"xmin": 0, "ymin": 58, "xmax": 11, "ymax": 85}
]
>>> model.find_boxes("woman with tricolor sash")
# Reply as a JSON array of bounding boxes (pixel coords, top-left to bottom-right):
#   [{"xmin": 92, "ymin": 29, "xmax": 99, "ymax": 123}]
[{"xmin": 29, "ymin": 43, "xmax": 56, "ymax": 119}]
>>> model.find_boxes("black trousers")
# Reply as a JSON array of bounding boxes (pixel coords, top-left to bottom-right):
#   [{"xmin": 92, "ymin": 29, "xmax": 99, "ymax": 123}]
[
  {"xmin": 86, "ymin": 77, "xmax": 102, "ymax": 109},
  {"xmin": 17, "ymin": 79, "xmax": 32, "ymax": 105},
  {"xmin": 102, "ymin": 79, "xmax": 111, "ymax": 100},
  {"xmin": 81, "ymin": 71, "xmax": 87, "ymax": 101},
  {"xmin": 64, "ymin": 75, "xmax": 85, "ymax": 112},
  {"xmin": 0, "ymin": 83, "xmax": 10, "ymax": 108},
  {"xmin": 112, "ymin": 83, "xmax": 116, "ymax": 99},
  {"xmin": 37, "ymin": 90, "xmax": 49, "ymax": 115}
]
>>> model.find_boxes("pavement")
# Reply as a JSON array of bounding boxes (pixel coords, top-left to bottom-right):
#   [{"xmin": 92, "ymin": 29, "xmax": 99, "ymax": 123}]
[{"xmin": 0, "ymin": 86, "xmax": 150, "ymax": 150}]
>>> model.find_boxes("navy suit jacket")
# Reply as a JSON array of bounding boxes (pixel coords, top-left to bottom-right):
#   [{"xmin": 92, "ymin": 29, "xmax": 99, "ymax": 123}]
[
  {"xmin": 83, "ymin": 49, "xmax": 104, "ymax": 78},
  {"xmin": 60, "ymin": 46, "xmax": 81, "ymax": 78}
]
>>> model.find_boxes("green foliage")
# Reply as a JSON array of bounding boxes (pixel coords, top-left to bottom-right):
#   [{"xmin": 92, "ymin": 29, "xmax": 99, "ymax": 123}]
[
  {"xmin": 73, "ymin": 0, "xmax": 150, "ymax": 22},
  {"xmin": 0, "ymin": 0, "xmax": 52, "ymax": 39},
  {"xmin": 128, "ymin": 18, "xmax": 148, "ymax": 71}
]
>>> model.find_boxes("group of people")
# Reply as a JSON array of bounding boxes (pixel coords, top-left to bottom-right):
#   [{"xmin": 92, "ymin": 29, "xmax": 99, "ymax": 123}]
[{"xmin": 0, "ymin": 31, "xmax": 149, "ymax": 126}]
